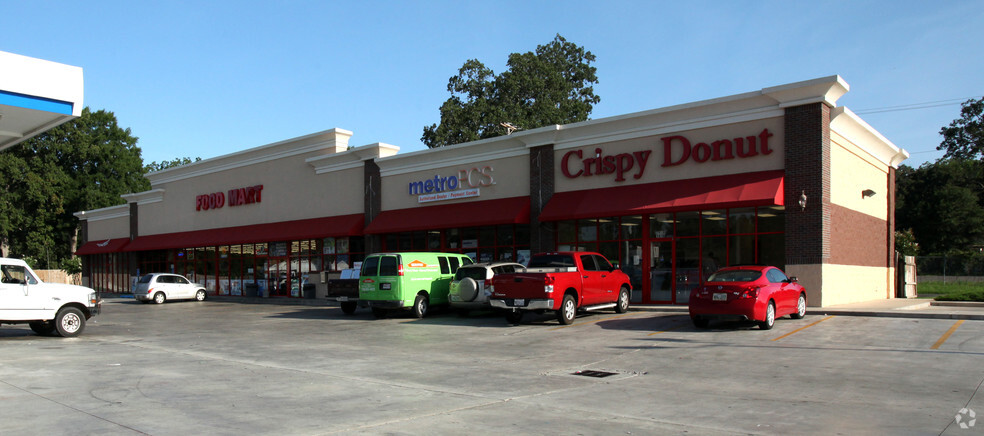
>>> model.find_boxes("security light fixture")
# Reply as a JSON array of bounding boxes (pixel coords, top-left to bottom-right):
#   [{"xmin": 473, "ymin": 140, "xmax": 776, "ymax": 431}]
[
  {"xmin": 798, "ymin": 191, "xmax": 808, "ymax": 211},
  {"xmin": 862, "ymin": 189, "xmax": 876, "ymax": 198}
]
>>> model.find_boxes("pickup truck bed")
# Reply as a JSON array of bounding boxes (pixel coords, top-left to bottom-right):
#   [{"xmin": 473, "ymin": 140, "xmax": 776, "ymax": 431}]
[{"xmin": 490, "ymin": 252, "xmax": 631, "ymax": 325}]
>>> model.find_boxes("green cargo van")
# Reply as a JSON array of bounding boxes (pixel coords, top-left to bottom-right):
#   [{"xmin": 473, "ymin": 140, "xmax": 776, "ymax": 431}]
[{"xmin": 359, "ymin": 252, "xmax": 473, "ymax": 318}]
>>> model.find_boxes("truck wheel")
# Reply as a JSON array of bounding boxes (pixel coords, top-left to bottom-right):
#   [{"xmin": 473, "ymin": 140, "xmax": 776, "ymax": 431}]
[
  {"xmin": 55, "ymin": 307, "xmax": 86, "ymax": 337},
  {"xmin": 153, "ymin": 292, "xmax": 166, "ymax": 304},
  {"xmin": 615, "ymin": 286, "xmax": 630, "ymax": 313},
  {"xmin": 505, "ymin": 310, "xmax": 523, "ymax": 325},
  {"xmin": 412, "ymin": 294, "xmax": 429, "ymax": 318},
  {"xmin": 340, "ymin": 301, "xmax": 358, "ymax": 315},
  {"xmin": 30, "ymin": 321, "xmax": 56, "ymax": 336},
  {"xmin": 195, "ymin": 289, "xmax": 207, "ymax": 301},
  {"xmin": 556, "ymin": 294, "xmax": 577, "ymax": 325}
]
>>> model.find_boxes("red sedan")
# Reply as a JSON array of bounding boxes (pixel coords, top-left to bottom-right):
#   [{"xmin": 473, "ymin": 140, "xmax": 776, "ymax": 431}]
[{"xmin": 688, "ymin": 265, "xmax": 807, "ymax": 330}]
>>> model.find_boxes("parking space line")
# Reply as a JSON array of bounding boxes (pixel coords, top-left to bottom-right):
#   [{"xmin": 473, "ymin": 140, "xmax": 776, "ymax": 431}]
[
  {"xmin": 930, "ymin": 320, "xmax": 965, "ymax": 350},
  {"xmin": 647, "ymin": 324, "xmax": 686, "ymax": 336},
  {"xmin": 770, "ymin": 315, "xmax": 836, "ymax": 341},
  {"xmin": 548, "ymin": 312, "xmax": 639, "ymax": 330}
]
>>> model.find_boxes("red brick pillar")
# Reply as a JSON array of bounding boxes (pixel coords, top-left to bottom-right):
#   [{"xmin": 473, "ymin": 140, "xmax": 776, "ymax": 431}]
[{"xmin": 783, "ymin": 102, "xmax": 831, "ymax": 304}]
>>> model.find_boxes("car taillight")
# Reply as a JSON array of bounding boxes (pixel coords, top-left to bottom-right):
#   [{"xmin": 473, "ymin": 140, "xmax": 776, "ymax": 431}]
[
  {"xmin": 147, "ymin": 287, "xmax": 155, "ymax": 294},
  {"xmin": 544, "ymin": 275, "xmax": 555, "ymax": 293},
  {"xmin": 397, "ymin": 263, "xmax": 404, "ymax": 276},
  {"xmin": 484, "ymin": 279, "xmax": 492, "ymax": 288},
  {"xmin": 739, "ymin": 286, "xmax": 761, "ymax": 299}
]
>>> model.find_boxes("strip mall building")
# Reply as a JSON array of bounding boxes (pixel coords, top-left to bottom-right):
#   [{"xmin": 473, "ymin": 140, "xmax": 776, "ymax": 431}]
[{"xmin": 75, "ymin": 76, "xmax": 909, "ymax": 307}]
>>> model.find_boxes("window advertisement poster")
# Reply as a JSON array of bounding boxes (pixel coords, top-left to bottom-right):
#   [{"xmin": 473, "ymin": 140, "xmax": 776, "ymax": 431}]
[
  {"xmin": 231, "ymin": 280, "xmax": 242, "ymax": 296},
  {"xmin": 323, "ymin": 237, "xmax": 336, "ymax": 254}
]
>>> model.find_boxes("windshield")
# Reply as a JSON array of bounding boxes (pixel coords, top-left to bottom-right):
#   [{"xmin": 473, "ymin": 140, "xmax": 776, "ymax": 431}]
[
  {"xmin": 527, "ymin": 254, "xmax": 575, "ymax": 268},
  {"xmin": 138, "ymin": 274, "xmax": 154, "ymax": 284},
  {"xmin": 707, "ymin": 270, "xmax": 762, "ymax": 282}
]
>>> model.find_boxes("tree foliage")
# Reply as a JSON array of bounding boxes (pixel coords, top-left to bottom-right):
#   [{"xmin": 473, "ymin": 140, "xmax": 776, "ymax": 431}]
[
  {"xmin": 895, "ymin": 159, "xmax": 984, "ymax": 254},
  {"xmin": 145, "ymin": 156, "xmax": 202, "ymax": 173},
  {"xmin": 938, "ymin": 97, "xmax": 984, "ymax": 160},
  {"xmin": 422, "ymin": 34, "xmax": 600, "ymax": 148},
  {"xmin": 0, "ymin": 108, "xmax": 150, "ymax": 267}
]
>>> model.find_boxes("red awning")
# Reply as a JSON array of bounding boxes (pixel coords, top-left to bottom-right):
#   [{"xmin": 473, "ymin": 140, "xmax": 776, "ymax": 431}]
[
  {"xmin": 124, "ymin": 214, "xmax": 364, "ymax": 252},
  {"xmin": 365, "ymin": 196, "xmax": 530, "ymax": 234},
  {"xmin": 539, "ymin": 170, "xmax": 785, "ymax": 221},
  {"xmin": 75, "ymin": 238, "xmax": 131, "ymax": 255}
]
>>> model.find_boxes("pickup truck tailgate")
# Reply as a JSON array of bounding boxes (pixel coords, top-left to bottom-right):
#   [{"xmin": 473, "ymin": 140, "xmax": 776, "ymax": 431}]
[{"xmin": 493, "ymin": 273, "xmax": 551, "ymax": 299}]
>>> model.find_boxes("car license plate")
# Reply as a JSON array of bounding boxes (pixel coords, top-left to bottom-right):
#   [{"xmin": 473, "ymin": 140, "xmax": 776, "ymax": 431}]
[
  {"xmin": 513, "ymin": 299, "xmax": 524, "ymax": 306},
  {"xmin": 713, "ymin": 293, "xmax": 728, "ymax": 301},
  {"xmin": 381, "ymin": 283, "xmax": 391, "ymax": 290},
  {"xmin": 337, "ymin": 296, "xmax": 349, "ymax": 302}
]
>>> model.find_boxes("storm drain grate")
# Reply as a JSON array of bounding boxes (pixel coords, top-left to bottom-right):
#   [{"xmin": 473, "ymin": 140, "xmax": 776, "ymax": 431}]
[{"xmin": 572, "ymin": 370, "xmax": 618, "ymax": 378}]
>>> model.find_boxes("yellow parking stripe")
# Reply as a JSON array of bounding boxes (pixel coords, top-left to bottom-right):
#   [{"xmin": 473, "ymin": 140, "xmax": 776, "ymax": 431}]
[
  {"xmin": 930, "ymin": 320, "xmax": 965, "ymax": 350},
  {"xmin": 548, "ymin": 312, "xmax": 638, "ymax": 330},
  {"xmin": 771, "ymin": 315, "xmax": 836, "ymax": 341},
  {"xmin": 647, "ymin": 324, "xmax": 686, "ymax": 336}
]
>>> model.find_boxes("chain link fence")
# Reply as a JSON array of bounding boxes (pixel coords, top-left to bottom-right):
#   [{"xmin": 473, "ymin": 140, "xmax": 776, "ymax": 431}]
[{"xmin": 916, "ymin": 254, "xmax": 984, "ymax": 282}]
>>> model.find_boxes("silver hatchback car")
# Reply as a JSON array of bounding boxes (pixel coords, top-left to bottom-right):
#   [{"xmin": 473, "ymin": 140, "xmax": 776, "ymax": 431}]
[
  {"xmin": 448, "ymin": 261, "xmax": 524, "ymax": 315},
  {"xmin": 134, "ymin": 273, "xmax": 207, "ymax": 304}
]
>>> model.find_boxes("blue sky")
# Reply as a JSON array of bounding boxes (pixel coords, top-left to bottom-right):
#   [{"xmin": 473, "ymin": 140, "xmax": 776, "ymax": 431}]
[{"xmin": 4, "ymin": 1, "xmax": 982, "ymax": 167}]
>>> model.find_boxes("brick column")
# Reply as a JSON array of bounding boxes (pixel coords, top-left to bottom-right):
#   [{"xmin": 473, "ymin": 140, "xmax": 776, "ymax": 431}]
[
  {"xmin": 363, "ymin": 159, "xmax": 382, "ymax": 254},
  {"xmin": 783, "ymin": 102, "xmax": 831, "ymax": 305},
  {"xmin": 784, "ymin": 102, "xmax": 831, "ymax": 265},
  {"xmin": 529, "ymin": 145, "xmax": 555, "ymax": 253}
]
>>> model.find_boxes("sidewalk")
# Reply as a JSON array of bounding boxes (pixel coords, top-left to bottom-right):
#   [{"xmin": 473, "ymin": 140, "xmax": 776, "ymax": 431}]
[{"xmin": 104, "ymin": 294, "xmax": 984, "ymax": 320}]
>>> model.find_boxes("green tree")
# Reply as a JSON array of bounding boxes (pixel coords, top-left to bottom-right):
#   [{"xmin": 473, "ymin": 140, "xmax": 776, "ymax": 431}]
[
  {"xmin": 0, "ymin": 108, "xmax": 150, "ymax": 266},
  {"xmin": 938, "ymin": 97, "xmax": 984, "ymax": 160},
  {"xmin": 145, "ymin": 156, "xmax": 201, "ymax": 173},
  {"xmin": 895, "ymin": 159, "xmax": 984, "ymax": 254},
  {"xmin": 422, "ymin": 34, "xmax": 600, "ymax": 148}
]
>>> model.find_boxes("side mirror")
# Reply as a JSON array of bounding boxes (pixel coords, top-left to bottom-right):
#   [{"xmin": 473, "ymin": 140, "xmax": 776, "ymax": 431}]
[{"xmin": 788, "ymin": 276, "xmax": 798, "ymax": 283}]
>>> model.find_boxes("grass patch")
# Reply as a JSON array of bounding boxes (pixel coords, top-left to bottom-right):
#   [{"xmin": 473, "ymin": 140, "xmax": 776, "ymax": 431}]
[{"xmin": 919, "ymin": 281, "xmax": 984, "ymax": 302}]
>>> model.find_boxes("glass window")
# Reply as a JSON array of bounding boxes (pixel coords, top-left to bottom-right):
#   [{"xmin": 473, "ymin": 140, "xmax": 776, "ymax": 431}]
[
  {"xmin": 758, "ymin": 206, "xmax": 785, "ymax": 233},
  {"xmin": 379, "ymin": 256, "xmax": 399, "ymax": 276},
  {"xmin": 650, "ymin": 213, "xmax": 674, "ymax": 238},
  {"xmin": 580, "ymin": 254, "xmax": 599, "ymax": 271},
  {"xmin": 592, "ymin": 254, "xmax": 613, "ymax": 270},
  {"xmin": 758, "ymin": 233, "xmax": 785, "ymax": 269},
  {"xmin": 621, "ymin": 216, "xmax": 643, "ymax": 240},
  {"xmin": 496, "ymin": 224, "xmax": 514, "ymax": 246},
  {"xmin": 598, "ymin": 218, "xmax": 619, "ymax": 241},
  {"xmin": 676, "ymin": 212, "xmax": 700, "ymax": 237},
  {"xmin": 361, "ymin": 256, "xmax": 379, "ymax": 276},
  {"xmin": 439, "ymin": 256, "xmax": 450, "ymax": 274},
  {"xmin": 558, "ymin": 221, "xmax": 576, "ymax": 243},
  {"xmin": 449, "ymin": 257, "xmax": 461, "ymax": 273},
  {"xmin": 729, "ymin": 234, "xmax": 756, "ymax": 266},
  {"xmin": 702, "ymin": 237, "xmax": 726, "ymax": 279},
  {"xmin": 701, "ymin": 210, "xmax": 727, "ymax": 236},
  {"xmin": 479, "ymin": 226, "xmax": 495, "ymax": 247},
  {"xmin": 729, "ymin": 208, "xmax": 756, "ymax": 234},
  {"xmin": 578, "ymin": 219, "xmax": 598, "ymax": 242}
]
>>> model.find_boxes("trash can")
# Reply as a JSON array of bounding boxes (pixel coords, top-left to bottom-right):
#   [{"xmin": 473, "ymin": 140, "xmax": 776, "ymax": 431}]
[
  {"xmin": 303, "ymin": 283, "xmax": 316, "ymax": 299},
  {"xmin": 244, "ymin": 283, "xmax": 258, "ymax": 298}
]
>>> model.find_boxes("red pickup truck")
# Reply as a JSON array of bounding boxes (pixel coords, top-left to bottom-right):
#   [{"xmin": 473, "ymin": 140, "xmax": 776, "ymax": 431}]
[{"xmin": 489, "ymin": 252, "xmax": 631, "ymax": 325}]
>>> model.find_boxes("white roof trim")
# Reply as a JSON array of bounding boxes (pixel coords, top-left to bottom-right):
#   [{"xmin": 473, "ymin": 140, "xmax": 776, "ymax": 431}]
[{"xmin": 830, "ymin": 107, "xmax": 909, "ymax": 168}]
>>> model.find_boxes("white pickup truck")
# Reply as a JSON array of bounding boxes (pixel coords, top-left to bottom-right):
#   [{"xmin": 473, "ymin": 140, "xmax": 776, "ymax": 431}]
[{"xmin": 0, "ymin": 257, "xmax": 101, "ymax": 337}]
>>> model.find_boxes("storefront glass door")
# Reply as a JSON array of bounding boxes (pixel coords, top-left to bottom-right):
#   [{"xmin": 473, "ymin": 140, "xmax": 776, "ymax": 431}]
[{"xmin": 649, "ymin": 239, "xmax": 674, "ymax": 303}]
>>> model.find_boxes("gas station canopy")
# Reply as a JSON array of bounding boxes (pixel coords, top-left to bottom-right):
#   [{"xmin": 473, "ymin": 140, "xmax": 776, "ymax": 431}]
[{"xmin": 0, "ymin": 50, "xmax": 84, "ymax": 151}]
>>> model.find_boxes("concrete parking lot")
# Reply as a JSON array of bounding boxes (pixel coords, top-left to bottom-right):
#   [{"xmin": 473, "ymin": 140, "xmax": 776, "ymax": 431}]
[{"xmin": 2, "ymin": 298, "xmax": 982, "ymax": 435}]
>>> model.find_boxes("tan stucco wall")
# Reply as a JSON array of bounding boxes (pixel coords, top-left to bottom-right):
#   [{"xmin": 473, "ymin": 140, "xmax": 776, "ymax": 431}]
[
  {"xmin": 785, "ymin": 263, "xmax": 895, "ymax": 307},
  {"xmin": 830, "ymin": 131, "xmax": 889, "ymax": 220},
  {"xmin": 139, "ymin": 153, "xmax": 363, "ymax": 236},
  {"xmin": 86, "ymin": 215, "xmax": 130, "ymax": 240},
  {"xmin": 819, "ymin": 264, "xmax": 895, "ymax": 306},
  {"xmin": 554, "ymin": 118, "xmax": 785, "ymax": 193},
  {"xmin": 379, "ymin": 153, "xmax": 529, "ymax": 211}
]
